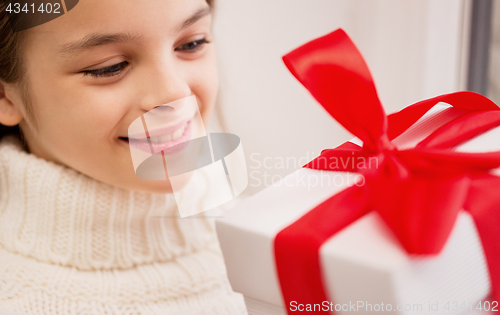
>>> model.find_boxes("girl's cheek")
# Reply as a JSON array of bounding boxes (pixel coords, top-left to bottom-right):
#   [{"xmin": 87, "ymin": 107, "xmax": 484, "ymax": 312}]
[
  {"xmin": 194, "ymin": 53, "xmax": 219, "ymax": 105},
  {"xmin": 77, "ymin": 82, "xmax": 131, "ymax": 120},
  {"xmin": 196, "ymin": 77, "xmax": 218, "ymax": 121}
]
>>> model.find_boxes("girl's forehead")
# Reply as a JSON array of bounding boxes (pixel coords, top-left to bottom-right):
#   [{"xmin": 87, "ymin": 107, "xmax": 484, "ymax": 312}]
[{"xmin": 26, "ymin": 0, "xmax": 211, "ymax": 51}]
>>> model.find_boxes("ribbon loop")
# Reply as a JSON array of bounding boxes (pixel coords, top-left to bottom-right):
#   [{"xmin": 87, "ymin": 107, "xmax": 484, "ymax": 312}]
[{"xmin": 283, "ymin": 29, "xmax": 389, "ymax": 153}]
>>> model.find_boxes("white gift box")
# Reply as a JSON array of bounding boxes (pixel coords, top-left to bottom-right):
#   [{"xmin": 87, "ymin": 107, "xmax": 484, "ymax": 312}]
[{"xmin": 216, "ymin": 103, "xmax": 498, "ymax": 314}]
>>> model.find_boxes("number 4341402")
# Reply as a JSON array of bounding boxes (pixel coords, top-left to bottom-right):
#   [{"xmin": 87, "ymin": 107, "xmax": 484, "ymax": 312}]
[
  {"xmin": 444, "ymin": 301, "xmax": 498, "ymax": 312},
  {"xmin": 5, "ymin": 2, "xmax": 61, "ymax": 14}
]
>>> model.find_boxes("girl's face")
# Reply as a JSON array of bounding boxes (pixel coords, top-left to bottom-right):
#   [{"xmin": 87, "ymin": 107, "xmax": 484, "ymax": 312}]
[{"xmin": 13, "ymin": 0, "xmax": 218, "ymax": 193}]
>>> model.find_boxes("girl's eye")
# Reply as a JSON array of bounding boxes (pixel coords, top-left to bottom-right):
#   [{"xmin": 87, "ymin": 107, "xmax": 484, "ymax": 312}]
[
  {"xmin": 175, "ymin": 38, "xmax": 210, "ymax": 53},
  {"xmin": 82, "ymin": 61, "xmax": 129, "ymax": 78}
]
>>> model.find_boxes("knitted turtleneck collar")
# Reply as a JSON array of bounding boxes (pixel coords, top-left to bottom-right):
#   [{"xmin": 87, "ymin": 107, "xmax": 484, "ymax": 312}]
[{"xmin": 0, "ymin": 136, "xmax": 216, "ymax": 271}]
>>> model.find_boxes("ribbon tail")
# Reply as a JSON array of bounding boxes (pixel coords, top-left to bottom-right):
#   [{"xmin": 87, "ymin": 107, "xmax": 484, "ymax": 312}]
[
  {"xmin": 368, "ymin": 171, "xmax": 468, "ymax": 254},
  {"xmin": 465, "ymin": 175, "xmax": 500, "ymax": 302},
  {"xmin": 274, "ymin": 185, "xmax": 371, "ymax": 314}
]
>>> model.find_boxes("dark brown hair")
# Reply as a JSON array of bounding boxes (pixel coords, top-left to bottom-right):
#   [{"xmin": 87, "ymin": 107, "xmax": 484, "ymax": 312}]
[{"xmin": 0, "ymin": 0, "xmax": 215, "ymax": 142}]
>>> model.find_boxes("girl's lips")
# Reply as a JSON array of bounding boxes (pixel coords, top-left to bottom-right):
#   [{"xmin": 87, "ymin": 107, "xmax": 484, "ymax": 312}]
[
  {"xmin": 122, "ymin": 119, "xmax": 193, "ymax": 155},
  {"xmin": 128, "ymin": 115, "xmax": 195, "ymax": 139}
]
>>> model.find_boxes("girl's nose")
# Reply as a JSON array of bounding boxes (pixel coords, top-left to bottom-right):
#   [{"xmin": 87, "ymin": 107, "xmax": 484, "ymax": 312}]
[{"xmin": 138, "ymin": 62, "xmax": 192, "ymax": 113}]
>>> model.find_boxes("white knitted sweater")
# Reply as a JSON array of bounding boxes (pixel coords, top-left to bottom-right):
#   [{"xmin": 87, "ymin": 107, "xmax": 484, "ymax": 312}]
[{"xmin": 0, "ymin": 136, "xmax": 248, "ymax": 315}]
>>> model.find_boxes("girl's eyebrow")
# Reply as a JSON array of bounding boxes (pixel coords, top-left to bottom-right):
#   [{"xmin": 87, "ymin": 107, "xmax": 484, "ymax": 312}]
[
  {"xmin": 178, "ymin": 6, "xmax": 211, "ymax": 32},
  {"xmin": 58, "ymin": 6, "xmax": 212, "ymax": 55},
  {"xmin": 58, "ymin": 32, "xmax": 145, "ymax": 55}
]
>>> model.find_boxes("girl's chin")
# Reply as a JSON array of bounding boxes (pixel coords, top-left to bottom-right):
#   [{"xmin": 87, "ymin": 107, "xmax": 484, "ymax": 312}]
[
  {"xmin": 136, "ymin": 179, "xmax": 175, "ymax": 194},
  {"xmin": 131, "ymin": 171, "xmax": 194, "ymax": 196}
]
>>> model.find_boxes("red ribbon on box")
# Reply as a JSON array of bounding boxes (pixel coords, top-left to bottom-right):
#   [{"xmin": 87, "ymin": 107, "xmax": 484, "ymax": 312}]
[{"xmin": 274, "ymin": 29, "xmax": 500, "ymax": 314}]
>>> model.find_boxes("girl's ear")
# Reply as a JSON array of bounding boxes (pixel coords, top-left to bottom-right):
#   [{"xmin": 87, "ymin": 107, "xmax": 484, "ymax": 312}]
[{"xmin": 0, "ymin": 81, "xmax": 23, "ymax": 126}]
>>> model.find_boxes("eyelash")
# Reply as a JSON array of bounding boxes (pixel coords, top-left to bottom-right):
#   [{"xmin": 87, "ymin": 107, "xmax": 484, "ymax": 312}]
[
  {"xmin": 82, "ymin": 38, "xmax": 210, "ymax": 78},
  {"xmin": 82, "ymin": 61, "xmax": 129, "ymax": 78},
  {"xmin": 175, "ymin": 38, "xmax": 210, "ymax": 53}
]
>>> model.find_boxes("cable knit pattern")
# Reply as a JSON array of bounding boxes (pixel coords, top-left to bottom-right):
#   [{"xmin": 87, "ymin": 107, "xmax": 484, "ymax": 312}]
[{"xmin": 0, "ymin": 136, "xmax": 248, "ymax": 315}]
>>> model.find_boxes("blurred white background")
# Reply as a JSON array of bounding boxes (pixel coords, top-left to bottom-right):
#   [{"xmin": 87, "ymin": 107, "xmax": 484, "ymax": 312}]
[{"xmin": 212, "ymin": 0, "xmax": 472, "ymax": 196}]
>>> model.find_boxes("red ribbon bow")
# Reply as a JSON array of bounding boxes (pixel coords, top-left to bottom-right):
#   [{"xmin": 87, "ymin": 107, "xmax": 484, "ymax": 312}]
[{"xmin": 275, "ymin": 29, "xmax": 500, "ymax": 314}]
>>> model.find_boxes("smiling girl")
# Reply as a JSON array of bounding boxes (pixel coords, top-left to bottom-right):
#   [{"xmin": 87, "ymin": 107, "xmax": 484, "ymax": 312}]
[{"xmin": 0, "ymin": 0, "xmax": 248, "ymax": 314}]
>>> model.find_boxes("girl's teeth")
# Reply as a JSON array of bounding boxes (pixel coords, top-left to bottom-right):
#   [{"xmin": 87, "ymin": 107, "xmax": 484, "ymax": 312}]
[
  {"xmin": 159, "ymin": 134, "xmax": 172, "ymax": 142},
  {"xmin": 147, "ymin": 122, "xmax": 187, "ymax": 143},
  {"xmin": 149, "ymin": 137, "xmax": 161, "ymax": 143},
  {"xmin": 171, "ymin": 128, "xmax": 182, "ymax": 141}
]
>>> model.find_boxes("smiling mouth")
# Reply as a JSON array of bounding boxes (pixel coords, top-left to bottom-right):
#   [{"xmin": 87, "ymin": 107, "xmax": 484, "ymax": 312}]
[
  {"xmin": 120, "ymin": 119, "xmax": 193, "ymax": 154},
  {"xmin": 124, "ymin": 120, "xmax": 189, "ymax": 142}
]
